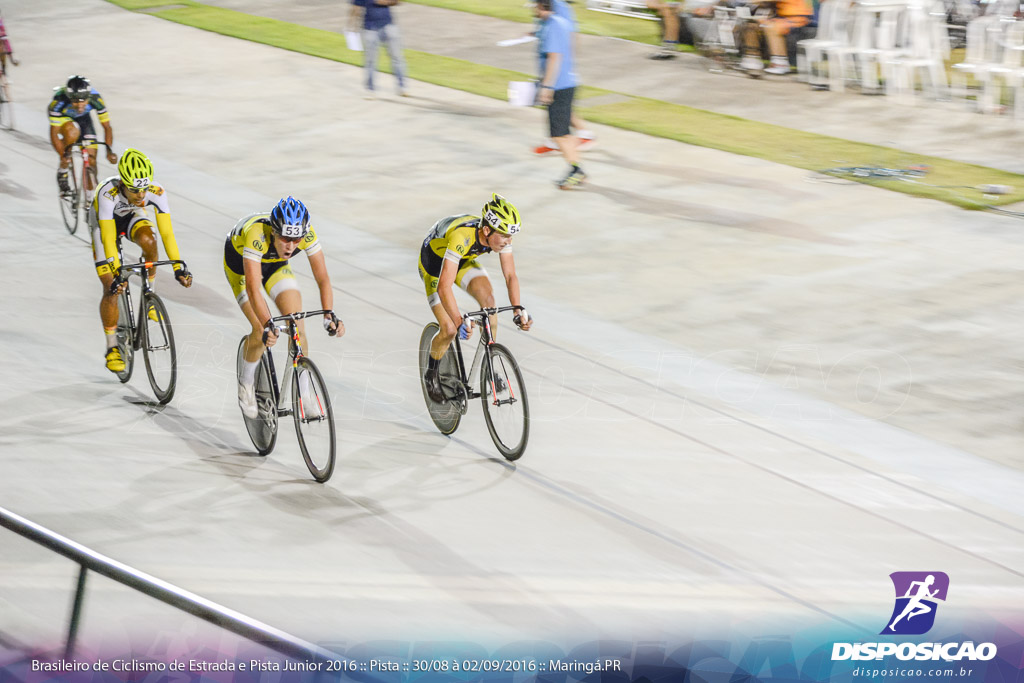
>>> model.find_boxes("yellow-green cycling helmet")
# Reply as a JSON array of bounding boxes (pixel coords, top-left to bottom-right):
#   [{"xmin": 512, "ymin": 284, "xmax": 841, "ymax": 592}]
[
  {"xmin": 118, "ymin": 148, "xmax": 154, "ymax": 189},
  {"xmin": 481, "ymin": 194, "xmax": 521, "ymax": 235}
]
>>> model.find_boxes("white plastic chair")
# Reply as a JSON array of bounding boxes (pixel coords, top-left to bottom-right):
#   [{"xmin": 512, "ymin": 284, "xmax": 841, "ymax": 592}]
[
  {"xmin": 987, "ymin": 19, "xmax": 1024, "ymax": 116},
  {"xmin": 951, "ymin": 16, "xmax": 1004, "ymax": 111},
  {"xmin": 884, "ymin": 0, "xmax": 949, "ymax": 101},
  {"xmin": 797, "ymin": 0, "xmax": 852, "ymax": 86}
]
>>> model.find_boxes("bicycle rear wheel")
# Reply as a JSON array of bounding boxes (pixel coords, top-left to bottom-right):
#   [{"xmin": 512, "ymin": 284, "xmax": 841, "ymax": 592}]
[
  {"xmin": 237, "ymin": 336, "xmax": 277, "ymax": 455},
  {"xmin": 418, "ymin": 323, "xmax": 463, "ymax": 435},
  {"xmin": 59, "ymin": 155, "xmax": 80, "ymax": 235},
  {"xmin": 141, "ymin": 292, "xmax": 177, "ymax": 404},
  {"xmin": 291, "ymin": 357, "xmax": 336, "ymax": 483},
  {"xmin": 115, "ymin": 288, "xmax": 135, "ymax": 384},
  {"xmin": 480, "ymin": 343, "xmax": 530, "ymax": 461}
]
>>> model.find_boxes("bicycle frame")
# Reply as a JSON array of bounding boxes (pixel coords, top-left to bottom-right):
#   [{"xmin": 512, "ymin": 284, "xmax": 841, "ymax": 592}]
[
  {"xmin": 261, "ymin": 310, "xmax": 332, "ymax": 419},
  {"xmin": 113, "ymin": 246, "xmax": 186, "ymax": 350},
  {"xmin": 449, "ymin": 305, "xmax": 525, "ymax": 399}
]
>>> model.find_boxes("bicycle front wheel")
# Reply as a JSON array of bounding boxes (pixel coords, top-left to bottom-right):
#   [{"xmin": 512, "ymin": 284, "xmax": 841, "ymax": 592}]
[
  {"xmin": 59, "ymin": 156, "xmax": 80, "ymax": 235},
  {"xmin": 418, "ymin": 323, "xmax": 462, "ymax": 435},
  {"xmin": 115, "ymin": 288, "xmax": 135, "ymax": 384},
  {"xmin": 141, "ymin": 292, "xmax": 177, "ymax": 404},
  {"xmin": 291, "ymin": 357, "xmax": 336, "ymax": 483},
  {"xmin": 480, "ymin": 343, "xmax": 530, "ymax": 461},
  {"xmin": 237, "ymin": 336, "xmax": 277, "ymax": 456}
]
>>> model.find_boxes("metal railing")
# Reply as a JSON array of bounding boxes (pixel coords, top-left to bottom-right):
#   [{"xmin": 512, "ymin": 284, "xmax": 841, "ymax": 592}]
[{"xmin": 0, "ymin": 506, "xmax": 342, "ymax": 664}]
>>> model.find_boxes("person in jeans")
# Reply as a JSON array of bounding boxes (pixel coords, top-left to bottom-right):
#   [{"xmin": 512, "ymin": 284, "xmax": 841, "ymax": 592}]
[
  {"xmin": 350, "ymin": 0, "xmax": 408, "ymax": 98},
  {"xmin": 535, "ymin": 0, "xmax": 585, "ymax": 190}
]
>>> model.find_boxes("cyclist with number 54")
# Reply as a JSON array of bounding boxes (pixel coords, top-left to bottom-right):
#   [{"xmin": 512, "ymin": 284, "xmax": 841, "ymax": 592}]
[
  {"xmin": 419, "ymin": 194, "xmax": 533, "ymax": 404},
  {"xmin": 224, "ymin": 197, "xmax": 345, "ymax": 419},
  {"xmin": 94, "ymin": 149, "xmax": 192, "ymax": 373}
]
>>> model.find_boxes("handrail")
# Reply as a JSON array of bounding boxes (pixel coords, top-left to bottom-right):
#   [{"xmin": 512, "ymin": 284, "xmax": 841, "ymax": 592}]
[{"xmin": 0, "ymin": 506, "xmax": 342, "ymax": 665}]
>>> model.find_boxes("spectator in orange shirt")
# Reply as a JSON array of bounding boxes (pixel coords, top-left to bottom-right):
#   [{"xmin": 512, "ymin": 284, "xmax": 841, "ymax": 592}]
[{"xmin": 740, "ymin": 0, "xmax": 813, "ymax": 74}]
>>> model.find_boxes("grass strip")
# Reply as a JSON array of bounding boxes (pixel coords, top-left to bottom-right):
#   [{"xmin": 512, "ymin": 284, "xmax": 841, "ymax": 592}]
[
  {"xmin": 105, "ymin": 0, "xmax": 1024, "ymax": 208},
  {"xmin": 402, "ymin": 0, "xmax": 673, "ymax": 45}
]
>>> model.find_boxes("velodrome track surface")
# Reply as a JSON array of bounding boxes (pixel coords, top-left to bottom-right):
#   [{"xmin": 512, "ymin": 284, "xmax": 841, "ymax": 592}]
[{"xmin": 1, "ymin": 0, "xmax": 1024, "ymax": 654}]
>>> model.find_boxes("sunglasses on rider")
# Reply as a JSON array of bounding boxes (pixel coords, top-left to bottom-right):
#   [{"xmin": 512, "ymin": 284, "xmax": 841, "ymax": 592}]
[{"xmin": 122, "ymin": 184, "xmax": 147, "ymax": 197}]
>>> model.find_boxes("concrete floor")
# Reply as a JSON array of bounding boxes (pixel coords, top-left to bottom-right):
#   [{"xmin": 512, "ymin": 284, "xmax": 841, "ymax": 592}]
[{"xmin": 0, "ymin": 0, "xmax": 1022, "ymax": 659}]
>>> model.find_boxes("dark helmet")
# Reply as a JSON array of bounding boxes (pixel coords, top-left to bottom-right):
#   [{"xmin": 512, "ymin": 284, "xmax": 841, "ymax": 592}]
[
  {"xmin": 66, "ymin": 75, "xmax": 91, "ymax": 102},
  {"xmin": 269, "ymin": 197, "xmax": 310, "ymax": 239}
]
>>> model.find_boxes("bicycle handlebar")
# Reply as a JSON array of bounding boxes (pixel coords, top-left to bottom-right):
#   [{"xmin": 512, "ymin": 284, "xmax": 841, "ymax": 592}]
[
  {"xmin": 267, "ymin": 310, "xmax": 333, "ymax": 328},
  {"xmin": 117, "ymin": 259, "xmax": 187, "ymax": 273},
  {"xmin": 461, "ymin": 305, "xmax": 526, "ymax": 321},
  {"xmin": 62, "ymin": 141, "xmax": 113, "ymax": 157}
]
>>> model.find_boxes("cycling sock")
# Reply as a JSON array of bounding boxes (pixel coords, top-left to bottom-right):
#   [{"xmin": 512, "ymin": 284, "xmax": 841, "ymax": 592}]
[
  {"xmin": 427, "ymin": 356, "xmax": 440, "ymax": 373},
  {"xmin": 104, "ymin": 329, "xmax": 118, "ymax": 350},
  {"xmin": 241, "ymin": 359, "xmax": 259, "ymax": 385}
]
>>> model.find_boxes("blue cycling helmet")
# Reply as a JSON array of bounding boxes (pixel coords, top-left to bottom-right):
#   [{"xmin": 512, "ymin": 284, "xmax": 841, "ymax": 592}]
[{"xmin": 269, "ymin": 196, "xmax": 310, "ymax": 239}]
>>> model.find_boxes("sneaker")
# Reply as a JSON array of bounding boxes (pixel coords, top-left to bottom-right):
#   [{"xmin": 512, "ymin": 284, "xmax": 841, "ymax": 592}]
[
  {"xmin": 648, "ymin": 48, "xmax": 677, "ymax": 60},
  {"xmin": 58, "ymin": 169, "xmax": 71, "ymax": 194},
  {"xmin": 557, "ymin": 167, "xmax": 587, "ymax": 191},
  {"xmin": 104, "ymin": 347, "xmax": 125, "ymax": 373},
  {"xmin": 424, "ymin": 368, "xmax": 445, "ymax": 404},
  {"xmin": 399, "ymin": 88, "xmax": 411, "ymax": 97},
  {"xmin": 363, "ymin": 90, "xmax": 376, "ymax": 100},
  {"xmin": 765, "ymin": 58, "xmax": 792, "ymax": 75},
  {"xmin": 576, "ymin": 136, "xmax": 597, "ymax": 152},
  {"xmin": 237, "ymin": 380, "xmax": 258, "ymax": 419},
  {"xmin": 740, "ymin": 55, "xmax": 763, "ymax": 71},
  {"xmin": 533, "ymin": 143, "xmax": 559, "ymax": 156}
]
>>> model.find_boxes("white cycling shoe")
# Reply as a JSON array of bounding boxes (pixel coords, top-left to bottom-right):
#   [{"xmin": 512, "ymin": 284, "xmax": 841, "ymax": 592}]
[{"xmin": 237, "ymin": 381, "xmax": 258, "ymax": 419}]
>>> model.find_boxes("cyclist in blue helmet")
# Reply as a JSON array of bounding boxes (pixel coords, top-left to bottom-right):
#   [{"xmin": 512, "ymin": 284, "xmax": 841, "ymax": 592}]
[{"xmin": 224, "ymin": 197, "xmax": 344, "ymax": 419}]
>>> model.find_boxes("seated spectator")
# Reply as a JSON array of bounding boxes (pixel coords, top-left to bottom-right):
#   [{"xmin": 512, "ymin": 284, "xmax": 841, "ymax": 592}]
[
  {"xmin": 681, "ymin": 0, "xmax": 721, "ymax": 48},
  {"xmin": 646, "ymin": 0, "xmax": 681, "ymax": 58},
  {"xmin": 739, "ymin": 0, "xmax": 812, "ymax": 73}
]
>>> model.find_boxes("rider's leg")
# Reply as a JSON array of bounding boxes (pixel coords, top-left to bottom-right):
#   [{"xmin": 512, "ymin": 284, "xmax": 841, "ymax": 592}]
[
  {"xmin": 56, "ymin": 120, "xmax": 79, "ymax": 169},
  {"xmin": 428, "ymin": 302, "xmax": 459, "ymax": 360},
  {"xmin": 129, "ymin": 222, "xmax": 160, "ymax": 289},
  {"xmin": 464, "ymin": 267, "xmax": 498, "ymax": 341},
  {"xmin": 266, "ymin": 264, "xmax": 305, "ymax": 352}
]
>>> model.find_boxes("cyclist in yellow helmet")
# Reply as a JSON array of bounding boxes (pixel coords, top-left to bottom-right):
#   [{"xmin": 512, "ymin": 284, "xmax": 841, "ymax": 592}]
[
  {"xmin": 418, "ymin": 194, "xmax": 533, "ymax": 402},
  {"xmin": 91, "ymin": 148, "xmax": 192, "ymax": 373}
]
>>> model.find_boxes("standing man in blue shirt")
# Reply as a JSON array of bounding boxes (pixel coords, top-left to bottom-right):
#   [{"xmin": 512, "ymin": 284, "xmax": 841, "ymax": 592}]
[
  {"xmin": 535, "ymin": 0, "xmax": 585, "ymax": 190},
  {"xmin": 349, "ymin": 0, "xmax": 408, "ymax": 98},
  {"xmin": 534, "ymin": 0, "xmax": 596, "ymax": 155}
]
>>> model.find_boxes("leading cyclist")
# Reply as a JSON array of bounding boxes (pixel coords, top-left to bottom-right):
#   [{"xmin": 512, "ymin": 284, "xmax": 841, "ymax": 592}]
[
  {"xmin": 224, "ymin": 197, "xmax": 344, "ymax": 419},
  {"xmin": 418, "ymin": 193, "xmax": 533, "ymax": 403}
]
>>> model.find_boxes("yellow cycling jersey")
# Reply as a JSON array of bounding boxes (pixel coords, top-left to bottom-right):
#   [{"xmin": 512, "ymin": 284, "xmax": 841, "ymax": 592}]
[
  {"xmin": 419, "ymin": 214, "xmax": 511, "ymax": 278},
  {"xmin": 224, "ymin": 212, "xmax": 321, "ymax": 275}
]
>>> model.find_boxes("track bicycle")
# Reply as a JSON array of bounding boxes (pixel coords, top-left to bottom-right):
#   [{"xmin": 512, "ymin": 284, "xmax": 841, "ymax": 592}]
[
  {"xmin": 58, "ymin": 140, "xmax": 111, "ymax": 235},
  {"xmin": 109, "ymin": 250, "xmax": 187, "ymax": 404},
  {"xmin": 236, "ymin": 311, "xmax": 338, "ymax": 483},
  {"xmin": 418, "ymin": 305, "xmax": 530, "ymax": 461}
]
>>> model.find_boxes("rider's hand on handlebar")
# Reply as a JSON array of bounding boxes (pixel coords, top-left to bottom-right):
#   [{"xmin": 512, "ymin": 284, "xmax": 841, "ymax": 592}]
[
  {"xmin": 458, "ymin": 320, "xmax": 474, "ymax": 341},
  {"xmin": 261, "ymin": 321, "xmax": 279, "ymax": 347},
  {"xmin": 108, "ymin": 271, "xmax": 126, "ymax": 296},
  {"xmin": 174, "ymin": 267, "xmax": 193, "ymax": 288},
  {"xmin": 513, "ymin": 309, "xmax": 533, "ymax": 331},
  {"xmin": 323, "ymin": 311, "xmax": 345, "ymax": 338}
]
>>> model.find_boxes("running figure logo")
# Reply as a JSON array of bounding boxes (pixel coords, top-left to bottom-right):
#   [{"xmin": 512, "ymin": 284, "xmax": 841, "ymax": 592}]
[{"xmin": 881, "ymin": 572, "xmax": 949, "ymax": 635}]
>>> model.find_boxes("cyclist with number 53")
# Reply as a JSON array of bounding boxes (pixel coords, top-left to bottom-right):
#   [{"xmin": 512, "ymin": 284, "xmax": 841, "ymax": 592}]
[
  {"xmin": 419, "ymin": 194, "xmax": 533, "ymax": 404},
  {"xmin": 94, "ymin": 149, "xmax": 192, "ymax": 373},
  {"xmin": 48, "ymin": 75, "xmax": 117, "ymax": 195},
  {"xmin": 225, "ymin": 197, "xmax": 345, "ymax": 419}
]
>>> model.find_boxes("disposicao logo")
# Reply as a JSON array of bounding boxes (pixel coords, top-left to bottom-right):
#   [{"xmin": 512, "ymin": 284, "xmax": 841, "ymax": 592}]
[
  {"xmin": 831, "ymin": 572, "xmax": 997, "ymax": 662},
  {"xmin": 881, "ymin": 571, "xmax": 949, "ymax": 636}
]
